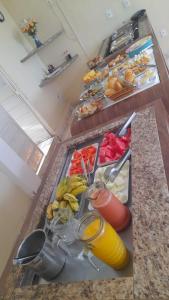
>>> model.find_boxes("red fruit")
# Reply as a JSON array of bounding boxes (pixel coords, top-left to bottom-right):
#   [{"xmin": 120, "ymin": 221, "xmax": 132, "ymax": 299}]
[
  {"xmin": 104, "ymin": 132, "xmax": 110, "ymax": 138},
  {"xmin": 115, "ymin": 138, "xmax": 126, "ymax": 151},
  {"xmin": 121, "ymin": 135, "xmax": 129, "ymax": 144},
  {"xmin": 71, "ymin": 158, "xmax": 81, "ymax": 165},
  {"xmin": 73, "ymin": 151, "xmax": 81, "ymax": 159},
  {"xmin": 99, "ymin": 155, "xmax": 106, "ymax": 164},
  {"xmin": 89, "ymin": 156, "xmax": 95, "ymax": 166},
  {"xmin": 106, "ymin": 145, "xmax": 113, "ymax": 151},
  {"xmin": 106, "ymin": 132, "xmax": 115, "ymax": 139},
  {"xmin": 105, "ymin": 156, "xmax": 112, "ymax": 162},
  {"xmin": 88, "ymin": 146, "xmax": 96, "ymax": 154},
  {"xmin": 101, "ymin": 138, "xmax": 108, "ymax": 147},
  {"xmin": 105, "ymin": 148, "xmax": 114, "ymax": 159},
  {"xmin": 100, "ymin": 146, "xmax": 106, "ymax": 156}
]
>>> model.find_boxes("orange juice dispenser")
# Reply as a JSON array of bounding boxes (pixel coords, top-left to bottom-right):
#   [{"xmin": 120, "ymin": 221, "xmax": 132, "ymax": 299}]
[{"xmin": 78, "ymin": 212, "xmax": 129, "ymax": 270}]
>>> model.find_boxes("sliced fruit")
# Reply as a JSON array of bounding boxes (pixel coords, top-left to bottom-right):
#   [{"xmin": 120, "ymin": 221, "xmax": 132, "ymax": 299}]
[
  {"xmin": 98, "ymin": 129, "xmax": 131, "ymax": 165},
  {"xmin": 68, "ymin": 145, "xmax": 97, "ymax": 176}
]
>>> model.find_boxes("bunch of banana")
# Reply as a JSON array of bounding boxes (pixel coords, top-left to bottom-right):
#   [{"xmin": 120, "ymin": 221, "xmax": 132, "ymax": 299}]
[
  {"xmin": 67, "ymin": 175, "xmax": 88, "ymax": 196},
  {"xmin": 46, "ymin": 175, "xmax": 88, "ymax": 222}
]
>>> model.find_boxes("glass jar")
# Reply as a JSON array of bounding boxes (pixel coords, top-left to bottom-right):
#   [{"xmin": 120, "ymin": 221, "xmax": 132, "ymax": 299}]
[
  {"xmin": 78, "ymin": 211, "xmax": 129, "ymax": 270},
  {"xmin": 87, "ymin": 182, "xmax": 131, "ymax": 232}
]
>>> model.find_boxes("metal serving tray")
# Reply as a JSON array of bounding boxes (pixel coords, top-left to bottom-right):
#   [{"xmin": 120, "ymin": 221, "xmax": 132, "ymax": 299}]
[
  {"xmin": 40, "ymin": 158, "xmax": 132, "ymax": 284},
  {"xmin": 20, "ymin": 128, "xmax": 133, "ymax": 287}
]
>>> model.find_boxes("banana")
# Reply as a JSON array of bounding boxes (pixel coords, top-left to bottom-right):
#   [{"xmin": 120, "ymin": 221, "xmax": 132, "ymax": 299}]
[
  {"xmin": 51, "ymin": 200, "xmax": 59, "ymax": 211},
  {"xmin": 67, "ymin": 181, "xmax": 84, "ymax": 193},
  {"xmin": 46, "ymin": 203, "xmax": 53, "ymax": 220},
  {"xmin": 69, "ymin": 201, "xmax": 79, "ymax": 212},
  {"xmin": 68, "ymin": 175, "xmax": 85, "ymax": 183},
  {"xmin": 56, "ymin": 178, "xmax": 68, "ymax": 200},
  {"xmin": 63, "ymin": 193, "xmax": 78, "ymax": 202},
  {"xmin": 71, "ymin": 185, "xmax": 87, "ymax": 196},
  {"xmin": 59, "ymin": 200, "xmax": 68, "ymax": 209},
  {"xmin": 63, "ymin": 193, "xmax": 79, "ymax": 212}
]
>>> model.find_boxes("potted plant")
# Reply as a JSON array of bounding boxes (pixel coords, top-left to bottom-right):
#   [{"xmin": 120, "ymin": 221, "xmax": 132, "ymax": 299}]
[{"xmin": 21, "ymin": 18, "xmax": 42, "ymax": 48}]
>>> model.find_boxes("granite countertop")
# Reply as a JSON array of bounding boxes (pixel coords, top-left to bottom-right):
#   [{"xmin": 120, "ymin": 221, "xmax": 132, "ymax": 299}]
[{"xmin": 1, "ymin": 106, "xmax": 169, "ymax": 300}]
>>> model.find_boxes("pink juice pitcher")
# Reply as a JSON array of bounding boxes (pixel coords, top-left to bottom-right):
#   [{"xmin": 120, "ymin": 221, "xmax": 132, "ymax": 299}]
[{"xmin": 88, "ymin": 182, "xmax": 131, "ymax": 232}]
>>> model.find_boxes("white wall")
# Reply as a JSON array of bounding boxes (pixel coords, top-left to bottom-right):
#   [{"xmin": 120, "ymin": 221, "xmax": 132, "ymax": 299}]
[
  {"xmin": 0, "ymin": 0, "xmax": 89, "ymax": 133},
  {"xmin": 0, "ymin": 1, "xmax": 81, "ymax": 134},
  {"xmin": 0, "ymin": 170, "xmax": 31, "ymax": 277},
  {"xmin": 56, "ymin": 0, "xmax": 169, "ymax": 60}
]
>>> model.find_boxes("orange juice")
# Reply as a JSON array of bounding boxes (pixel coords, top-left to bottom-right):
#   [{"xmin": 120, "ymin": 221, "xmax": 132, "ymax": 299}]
[{"xmin": 83, "ymin": 218, "xmax": 129, "ymax": 270}]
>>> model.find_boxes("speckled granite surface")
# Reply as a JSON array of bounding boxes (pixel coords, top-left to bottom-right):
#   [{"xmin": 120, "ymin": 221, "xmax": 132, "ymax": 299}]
[
  {"xmin": 11, "ymin": 278, "xmax": 133, "ymax": 300},
  {"xmin": 132, "ymin": 108, "xmax": 169, "ymax": 299},
  {"xmin": 1, "ymin": 107, "xmax": 169, "ymax": 300}
]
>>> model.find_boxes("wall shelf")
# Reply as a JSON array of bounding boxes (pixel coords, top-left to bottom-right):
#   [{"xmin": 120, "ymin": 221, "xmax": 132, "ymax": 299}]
[
  {"xmin": 20, "ymin": 30, "xmax": 64, "ymax": 63},
  {"xmin": 39, "ymin": 54, "xmax": 79, "ymax": 87}
]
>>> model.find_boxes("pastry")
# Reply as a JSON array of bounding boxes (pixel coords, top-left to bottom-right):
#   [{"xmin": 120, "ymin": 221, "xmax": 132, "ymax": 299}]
[{"xmin": 124, "ymin": 69, "xmax": 135, "ymax": 83}]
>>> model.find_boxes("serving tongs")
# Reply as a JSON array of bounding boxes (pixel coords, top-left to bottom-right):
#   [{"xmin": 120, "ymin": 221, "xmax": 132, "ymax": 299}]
[
  {"xmin": 104, "ymin": 148, "xmax": 131, "ymax": 183},
  {"xmin": 137, "ymin": 63, "xmax": 156, "ymax": 68},
  {"xmin": 81, "ymin": 157, "xmax": 92, "ymax": 186},
  {"xmin": 116, "ymin": 112, "xmax": 136, "ymax": 137}
]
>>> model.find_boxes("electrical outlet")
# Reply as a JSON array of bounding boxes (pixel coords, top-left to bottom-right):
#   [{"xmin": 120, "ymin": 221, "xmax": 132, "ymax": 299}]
[
  {"xmin": 122, "ymin": 0, "xmax": 131, "ymax": 8},
  {"xmin": 105, "ymin": 8, "xmax": 113, "ymax": 19},
  {"xmin": 160, "ymin": 29, "xmax": 168, "ymax": 38}
]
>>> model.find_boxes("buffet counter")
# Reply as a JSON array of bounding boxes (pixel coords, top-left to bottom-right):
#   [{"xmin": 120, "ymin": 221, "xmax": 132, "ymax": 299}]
[
  {"xmin": 1, "ymin": 14, "xmax": 169, "ymax": 300},
  {"xmin": 71, "ymin": 16, "xmax": 169, "ymax": 136},
  {"xmin": 1, "ymin": 99, "xmax": 169, "ymax": 299}
]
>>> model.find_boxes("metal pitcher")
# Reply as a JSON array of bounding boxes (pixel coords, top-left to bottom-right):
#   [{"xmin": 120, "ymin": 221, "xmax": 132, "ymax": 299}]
[{"xmin": 15, "ymin": 229, "xmax": 66, "ymax": 281}]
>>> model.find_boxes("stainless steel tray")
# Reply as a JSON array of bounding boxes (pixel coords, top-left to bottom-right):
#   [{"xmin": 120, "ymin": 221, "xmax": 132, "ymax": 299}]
[
  {"xmin": 20, "ymin": 130, "xmax": 133, "ymax": 287},
  {"xmin": 40, "ymin": 158, "xmax": 132, "ymax": 284}
]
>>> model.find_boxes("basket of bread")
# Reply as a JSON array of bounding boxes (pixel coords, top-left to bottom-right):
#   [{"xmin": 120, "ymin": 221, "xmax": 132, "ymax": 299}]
[{"xmin": 104, "ymin": 72, "xmax": 135, "ymax": 101}]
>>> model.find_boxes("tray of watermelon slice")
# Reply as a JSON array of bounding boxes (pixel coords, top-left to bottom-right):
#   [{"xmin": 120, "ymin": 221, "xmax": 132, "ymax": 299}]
[
  {"xmin": 97, "ymin": 128, "xmax": 131, "ymax": 166},
  {"xmin": 67, "ymin": 143, "xmax": 99, "ymax": 176}
]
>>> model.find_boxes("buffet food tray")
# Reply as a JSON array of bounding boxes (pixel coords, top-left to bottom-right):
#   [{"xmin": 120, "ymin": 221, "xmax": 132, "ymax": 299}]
[{"xmin": 20, "ymin": 127, "xmax": 132, "ymax": 287}]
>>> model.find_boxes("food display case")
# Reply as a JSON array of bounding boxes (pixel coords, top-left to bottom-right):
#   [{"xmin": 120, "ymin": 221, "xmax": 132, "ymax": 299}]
[{"xmin": 73, "ymin": 44, "xmax": 160, "ymax": 118}]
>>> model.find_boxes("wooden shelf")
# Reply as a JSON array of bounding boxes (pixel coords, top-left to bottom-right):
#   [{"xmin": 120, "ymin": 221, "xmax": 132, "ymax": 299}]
[
  {"xmin": 20, "ymin": 30, "xmax": 64, "ymax": 63},
  {"xmin": 39, "ymin": 54, "xmax": 79, "ymax": 87}
]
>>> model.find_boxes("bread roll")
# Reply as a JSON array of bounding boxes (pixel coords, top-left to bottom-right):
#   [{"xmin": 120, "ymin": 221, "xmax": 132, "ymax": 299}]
[
  {"xmin": 114, "ymin": 80, "xmax": 123, "ymax": 92},
  {"xmin": 108, "ymin": 77, "xmax": 118, "ymax": 89},
  {"xmin": 105, "ymin": 88, "xmax": 116, "ymax": 97}
]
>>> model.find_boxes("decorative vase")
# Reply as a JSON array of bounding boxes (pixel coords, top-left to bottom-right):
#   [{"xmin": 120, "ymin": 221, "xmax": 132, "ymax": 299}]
[{"xmin": 32, "ymin": 33, "xmax": 43, "ymax": 48}]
